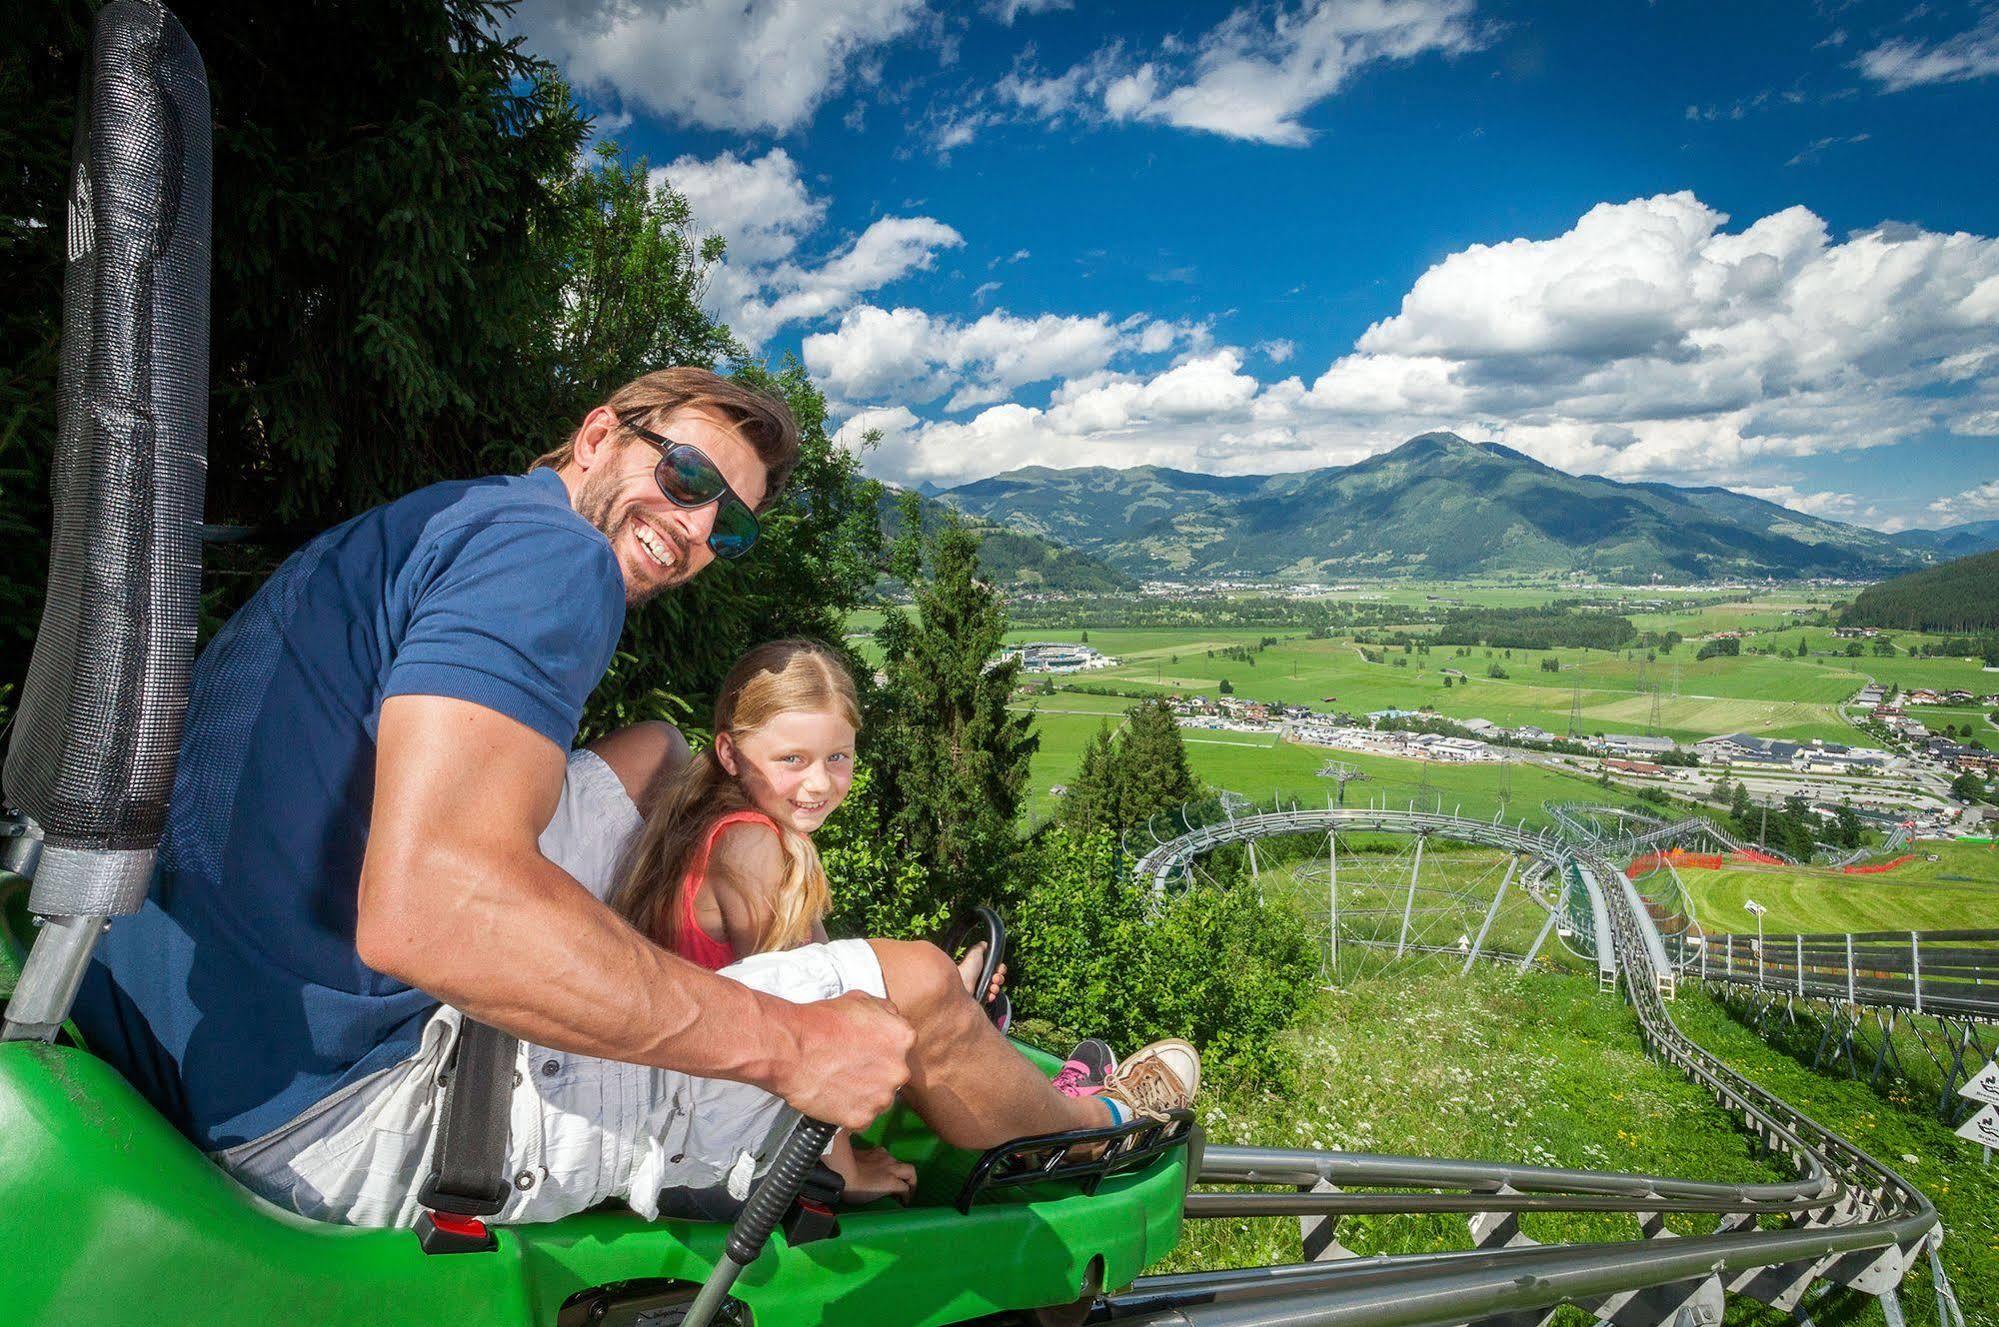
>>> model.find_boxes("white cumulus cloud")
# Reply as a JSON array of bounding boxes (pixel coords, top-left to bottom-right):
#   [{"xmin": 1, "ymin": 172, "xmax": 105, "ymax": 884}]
[
  {"xmin": 805, "ymin": 305, "xmax": 1200, "ymax": 411},
  {"xmin": 652, "ymin": 149, "xmax": 962, "ymax": 347},
  {"xmin": 844, "ymin": 193, "xmax": 1999, "ymax": 507},
  {"xmin": 1927, "ymin": 479, "xmax": 1999, "ymax": 523},
  {"xmin": 515, "ymin": 0, "xmax": 926, "ymax": 134},
  {"xmin": 943, "ymin": 0, "xmax": 1486, "ymax": 150}
]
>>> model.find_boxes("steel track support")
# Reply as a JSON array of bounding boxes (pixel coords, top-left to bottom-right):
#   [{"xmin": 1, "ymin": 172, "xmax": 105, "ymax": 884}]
[
  {"xmin": 1466, "ymin": 1183, "xmax": 1535, "ymax": 1254},
  {"xmin": 1579, "ymin": 1213, "xmax": 1724, "ymax": 1327},
  {"xmin": 1464, "ymin": 854, "xmax": 1517, "ymax": 975},
  {"xmin": 1295, "ymin": 1177, "xmax": 1355, "ymax": 1263},
  {"xmin": 1522, "ymin": 909, "xmax": 1559, "ymax": 971},
  {"xmin": 1395, "ymin": 832, "xmax": 1427, "ymax": 959}
]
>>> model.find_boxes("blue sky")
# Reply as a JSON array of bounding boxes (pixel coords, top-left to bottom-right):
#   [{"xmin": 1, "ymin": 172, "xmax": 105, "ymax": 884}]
[{"xmin": 514, "ymin": 0, "xmax": 1999, "ymax": 532}]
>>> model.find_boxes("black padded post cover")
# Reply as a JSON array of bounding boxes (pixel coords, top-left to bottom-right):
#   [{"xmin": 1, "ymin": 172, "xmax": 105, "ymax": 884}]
[{"xmin": 3, "ymin": 1, "xmax": 210, "ymax": 872}]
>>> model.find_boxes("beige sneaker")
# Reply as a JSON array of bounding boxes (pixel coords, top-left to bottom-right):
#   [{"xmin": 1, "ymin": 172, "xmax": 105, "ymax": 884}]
[{"xmin": 1102, "ymin": 1038, "xmax": 1200, "ymax": 1121}]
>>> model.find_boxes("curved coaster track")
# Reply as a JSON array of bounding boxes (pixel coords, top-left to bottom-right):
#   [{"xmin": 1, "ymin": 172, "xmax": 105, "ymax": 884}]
[{"xmin": 1117, "ymin": 800, "xmax": 1962, "ymax": 1327}]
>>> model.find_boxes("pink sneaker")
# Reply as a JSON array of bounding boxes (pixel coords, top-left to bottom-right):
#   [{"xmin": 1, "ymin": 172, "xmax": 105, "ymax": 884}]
[{"xmin": 1051, "ymin": 1039, "xmax": 1118, "ymax": 1098}]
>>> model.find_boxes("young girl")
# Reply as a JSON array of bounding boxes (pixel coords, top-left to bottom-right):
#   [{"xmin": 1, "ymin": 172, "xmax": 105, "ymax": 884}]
[{"xmin": 606, "ymin": 638, "xmax": 1000, "ymax": 1203}]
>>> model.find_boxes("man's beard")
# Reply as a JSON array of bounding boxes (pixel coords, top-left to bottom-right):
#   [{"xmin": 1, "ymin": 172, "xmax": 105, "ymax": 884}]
[{"xmin": 575, "ymin": 467, "xmax": 695, "ymax": 606}]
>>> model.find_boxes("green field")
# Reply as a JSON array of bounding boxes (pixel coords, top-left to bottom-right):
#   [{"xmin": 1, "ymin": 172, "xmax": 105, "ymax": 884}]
[
  {"xmin": 1002, "ymin": 626, "xmax": 1878, "ymax": 746},
  {"xmin": 1008, "ymin": 696, "xmax": 1622, "ymax": 824},
  {"xmin": 852, "ymin": 582, "xmax": 1999, "ymax": 751},
  {"xmin": 1675, "ymin": 840, "xmax": 1999, "ymax": 935}
]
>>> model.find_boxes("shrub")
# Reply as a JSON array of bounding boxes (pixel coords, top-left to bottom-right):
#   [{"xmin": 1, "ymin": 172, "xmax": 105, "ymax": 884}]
[{"xmin": 1008, "ymin": 828, "xmax": 1317, "ymax": 1084}]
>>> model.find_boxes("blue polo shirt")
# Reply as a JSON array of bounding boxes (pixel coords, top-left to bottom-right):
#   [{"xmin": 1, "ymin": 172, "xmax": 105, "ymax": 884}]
[{"xmin": 74, "ymin": 469, "xmax": 626, "ymax": 1150}]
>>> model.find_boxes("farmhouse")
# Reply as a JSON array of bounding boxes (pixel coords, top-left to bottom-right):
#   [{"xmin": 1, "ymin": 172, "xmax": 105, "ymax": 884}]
[{"xmin": 1605, "ymin": 758, "xmax": 1665, "ymax": 778}]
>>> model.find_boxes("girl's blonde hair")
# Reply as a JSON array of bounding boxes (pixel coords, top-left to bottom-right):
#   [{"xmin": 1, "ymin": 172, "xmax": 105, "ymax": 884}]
[{"xmin": 611, "ymin": 639, "xmax": 861, "ymax": 955}]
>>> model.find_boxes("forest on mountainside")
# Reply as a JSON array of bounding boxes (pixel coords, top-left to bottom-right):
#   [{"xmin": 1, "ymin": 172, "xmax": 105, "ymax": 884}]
[{"xmin": 1842, "ymin": 549, "xmax": 1999, "ymax": 634}]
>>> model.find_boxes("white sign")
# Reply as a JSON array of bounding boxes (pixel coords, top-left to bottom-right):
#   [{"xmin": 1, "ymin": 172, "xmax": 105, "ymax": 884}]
[
  {"xmin": 1961, "ymin": 1059, "xmax": 1999, "ymax": 1107},
  {"xmin": 1954, "ymin": 1103, "xmax": 1999, "ymax": 1149}
]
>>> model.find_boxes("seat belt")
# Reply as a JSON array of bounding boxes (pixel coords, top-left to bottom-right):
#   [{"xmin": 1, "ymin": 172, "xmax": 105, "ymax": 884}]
[{"xmin": 413, "ymin": 1016, "xmax": 518, "ymax": 1253}]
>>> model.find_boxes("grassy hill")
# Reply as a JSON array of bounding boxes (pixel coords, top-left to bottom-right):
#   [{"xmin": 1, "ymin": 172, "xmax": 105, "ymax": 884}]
[
  {"xmin": 937, "ymin": 434, "xmax": 1926, "ymax": 583},
  {"xmin": 1675, "ymin": 841, "xmax": 1999, "ymax": 934},
  {"xmin": 877, "ymin": 488, "xmax": 1136, "ymax": 594},
  {"xmin": 1840, "ymin": 547, "xmax": 1999, "ymax": 634}
]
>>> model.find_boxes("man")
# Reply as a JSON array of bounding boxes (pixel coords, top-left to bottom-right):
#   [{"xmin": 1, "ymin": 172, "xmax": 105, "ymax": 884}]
[{"xmin": 74, "ymin": 367, "xmax": 1195, "ymax": 1227}]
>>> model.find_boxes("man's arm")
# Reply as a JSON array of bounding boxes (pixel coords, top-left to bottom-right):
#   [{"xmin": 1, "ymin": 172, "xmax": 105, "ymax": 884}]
[{"xmin": 355, "ymin": 694, "xmax": 910, "ymax": 1130}]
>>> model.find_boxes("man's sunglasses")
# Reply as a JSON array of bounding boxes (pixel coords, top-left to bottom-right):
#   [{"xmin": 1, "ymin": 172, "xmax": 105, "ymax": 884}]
[{"xmin": 616, "ymin": 413, "xmax": 760, "ymax": 561}]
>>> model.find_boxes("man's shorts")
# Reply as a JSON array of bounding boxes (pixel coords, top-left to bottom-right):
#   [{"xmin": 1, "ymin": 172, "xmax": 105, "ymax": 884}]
[{"xmin": 215, "ymin": 748, "xmax": 887, "ymax": 1228}]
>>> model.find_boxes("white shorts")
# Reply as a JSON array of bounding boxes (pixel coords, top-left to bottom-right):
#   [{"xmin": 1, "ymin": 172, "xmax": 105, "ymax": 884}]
[{"xmin": 216, "ymin": 748, "xmax": 886, "ymax": 1228}]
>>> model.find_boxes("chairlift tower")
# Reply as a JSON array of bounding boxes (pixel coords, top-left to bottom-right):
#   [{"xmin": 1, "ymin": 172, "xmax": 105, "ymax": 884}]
[
  {"xmin": 1316, "ymin": 759, "xmax": 1368, "ymax": 807},
  {"xmin": 1567, "ymin": 686, "xmax": 1583, "ymax": 739}
]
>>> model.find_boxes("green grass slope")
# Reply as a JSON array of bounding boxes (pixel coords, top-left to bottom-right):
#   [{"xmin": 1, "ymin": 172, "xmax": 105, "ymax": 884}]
[{"xmin": 1677, "ymin": 842, "xmax": 1999, "ymax": 935}]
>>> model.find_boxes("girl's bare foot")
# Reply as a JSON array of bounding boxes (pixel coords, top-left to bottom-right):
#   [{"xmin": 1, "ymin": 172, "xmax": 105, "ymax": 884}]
[
  {"xmin": 955, "ymin": 941, "xmax": 1007, "ymax": 1004},
  {"xmin": 824, "ymin": 1141, "xmax": 917, "ymax": 1204}
]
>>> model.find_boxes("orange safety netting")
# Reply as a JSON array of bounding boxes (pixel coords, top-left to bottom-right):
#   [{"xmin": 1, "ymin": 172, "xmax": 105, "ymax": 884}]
[
  {"xmin": 1840, "ymin": 854, "xmax": 1916, "ymax": 875},
  {"xmin": 1626, "ymin": 848, "xmax": 1725, "ymax": 876}
]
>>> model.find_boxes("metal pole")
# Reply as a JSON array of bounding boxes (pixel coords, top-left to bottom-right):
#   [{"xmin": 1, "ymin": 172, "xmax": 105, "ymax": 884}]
[
  {"xmin": 1795, "ymin": 934, "xmax": 1804, "ymax": 997},
  {"xmin": 1521, "ymin": 910, "xmax": 1557, "ymax": 969},
  {"xmin": 1465, "ymin": 854, "xmax": 1516, "ymax": 975},
  {"xmin": 1328, "ymin": 832, "xmax": 1339, "ymax": 974},
  {"xmin": 1912, "ymin": 932, "xmax": 1923, "ymax": 1015},
  {"xmin": 1846, "ymin": 933, "xmax": 1855, "ymax": 1005},
  {"xmin": 1396, "ymin": 834, "xmax": 1426, "ymax": 958},
  {"xmin": 1757, "ymin": 914, "xmax": 1765, "ymax": 988}
]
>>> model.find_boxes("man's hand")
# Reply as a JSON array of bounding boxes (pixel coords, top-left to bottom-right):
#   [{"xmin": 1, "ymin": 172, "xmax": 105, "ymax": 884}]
[{"xmin": 767, "ymin": 992, "xmax": 915, "ymax": 1132}]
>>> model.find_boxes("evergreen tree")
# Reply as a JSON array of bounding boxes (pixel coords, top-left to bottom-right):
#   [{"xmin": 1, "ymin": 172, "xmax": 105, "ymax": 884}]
[
  {"xmin": 1219, "ymin": 677, "xmax": 1234, "ymax": 695},
  {"xmin": 1060, "ymin": 723, "xmax": 1124, "ymax": 838},
  {"xmin": 1117, "ymin": 699, "xmax": 1198, "ymax": 828},
  {"xmin": 870, "ymin": 498, "xmax": 1038, "ymax": 909},
  {"xmin": 1730, "ymin": 781, "xmax": 1753, "ymax": 823}
]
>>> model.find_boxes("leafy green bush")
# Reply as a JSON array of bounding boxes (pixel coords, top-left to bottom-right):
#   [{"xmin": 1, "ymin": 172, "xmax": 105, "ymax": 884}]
[
  {"xmin": 821, "ymin": 768, "xmax": 943, "ymax": 940},
  {"xmin": 1006, "ymin": 828, "xmax": 1317, "ymax": 1084}
]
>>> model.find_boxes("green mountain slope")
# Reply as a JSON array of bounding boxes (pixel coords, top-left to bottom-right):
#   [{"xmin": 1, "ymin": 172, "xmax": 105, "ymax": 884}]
[
  {"xmin": 1892, "ymin": 519, "xmax": 1999, "ymax": 560},
  {"xmin": 1841, "ymin": 548, "xmax": 1999, "ymax": 632},
  {"xmin": 876, "ymin": 489, "xmax": 1136, "ymax": 594},
  {"xmin": 932, "ymin": 465, "xmax": 1268, "ymax": 550},
  {"xmin": 936, "ymin": 433, "xmax": 1925, "ymax": 582}
]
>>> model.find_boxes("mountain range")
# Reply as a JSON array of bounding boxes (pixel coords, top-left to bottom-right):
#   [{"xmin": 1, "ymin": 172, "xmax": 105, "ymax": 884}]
[{"xmin": 929, "ymin": 433, "xmax": 1996, "ymax": 583}]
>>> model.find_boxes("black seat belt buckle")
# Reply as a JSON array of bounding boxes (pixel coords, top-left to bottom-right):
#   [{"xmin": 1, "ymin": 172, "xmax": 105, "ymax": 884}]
[{"xmin": 779, "ymin": 1163, "xmax": 845, "ymax": 1246}]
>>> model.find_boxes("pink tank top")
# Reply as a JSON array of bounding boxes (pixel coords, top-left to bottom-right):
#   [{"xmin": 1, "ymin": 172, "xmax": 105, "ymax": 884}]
[{"xmin": 663, "ymin": 810, "xmax": 779, "ymax": 970}]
